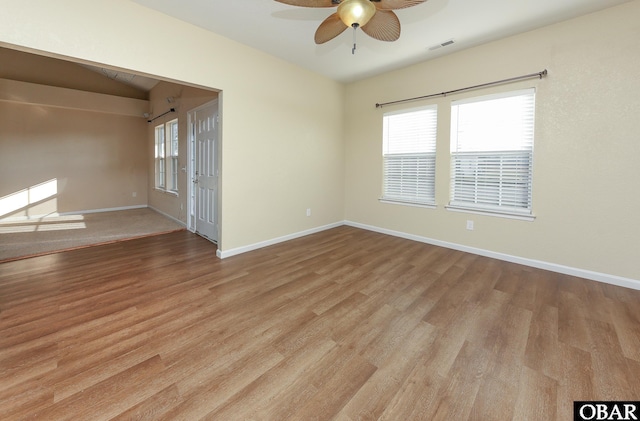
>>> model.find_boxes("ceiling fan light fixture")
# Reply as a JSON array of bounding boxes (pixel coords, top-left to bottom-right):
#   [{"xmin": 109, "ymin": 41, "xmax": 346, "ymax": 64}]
[{"xmin": 337, "ymin": 0, "xmax": 376, "ymax": 28}]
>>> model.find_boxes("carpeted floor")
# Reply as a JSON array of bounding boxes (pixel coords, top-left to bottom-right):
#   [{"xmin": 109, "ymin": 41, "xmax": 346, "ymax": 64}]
[{"xmin": 0, "ymin": 207, "xmax": 185, "ymax": 262}]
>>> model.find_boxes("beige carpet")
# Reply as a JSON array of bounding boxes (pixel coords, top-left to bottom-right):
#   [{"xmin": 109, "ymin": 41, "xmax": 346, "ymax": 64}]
[{"xmin": 0, "ymin": 208, "xmax": 185, "ymax": 262}]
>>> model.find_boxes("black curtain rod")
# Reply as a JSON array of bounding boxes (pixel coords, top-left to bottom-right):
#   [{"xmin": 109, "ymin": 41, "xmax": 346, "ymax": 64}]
[
  {"xmin": 147, "ymin": 108, "xmax": 176, "ymax": 123},
  {"xmin": 375, "ymin": 69, "xmax": 548, "ymax": 108}
]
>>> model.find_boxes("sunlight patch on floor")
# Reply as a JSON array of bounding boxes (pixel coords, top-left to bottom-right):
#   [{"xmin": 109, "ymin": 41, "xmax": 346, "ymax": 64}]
[{"xmin": 0, "ymin": 214, "xmax": 86, "ymax": 234}]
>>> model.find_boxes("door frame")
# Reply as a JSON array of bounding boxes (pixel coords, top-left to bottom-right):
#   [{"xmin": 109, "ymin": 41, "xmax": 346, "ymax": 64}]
[{"xmin": 187, "ymin": 99, "xmax": 221, "ymax": 242}]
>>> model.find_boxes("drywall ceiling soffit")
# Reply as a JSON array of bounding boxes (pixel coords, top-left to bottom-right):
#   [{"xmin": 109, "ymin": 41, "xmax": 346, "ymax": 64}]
[{"xmin": 131, "ymin": 0, "xmax": 632, "ymax": 83}]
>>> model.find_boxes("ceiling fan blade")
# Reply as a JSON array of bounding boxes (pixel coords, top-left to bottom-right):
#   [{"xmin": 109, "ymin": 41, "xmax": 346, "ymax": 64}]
[
  {"xmin": 361, "ymin": 10, "xmax": 400, "ymax": 42},
  {"xmin": 375, "ymin": 0, "xmax": 427, "ymax": 10},
  {"xmin": 274, "ymin": 0, "xmax": 338, "ymax": 8},
  {"xmin": 315, "ymin": 13, "xmax": 348, "ymax": 44}
]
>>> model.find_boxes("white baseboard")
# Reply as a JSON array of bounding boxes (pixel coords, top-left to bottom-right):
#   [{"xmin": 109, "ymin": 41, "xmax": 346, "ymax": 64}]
[
  {"xmin": 213, "ymin": 219, "xmax": 639, "ymax": 291},
  {"xmin": 345, "ymin": 220, "xmax": 640, "ymax": 291},
  {"xmin": 216, "ymin": 222, "xmax": 344, "ymax": 259},
  {"xmin": 147, "ymin": 206, "xmax": 187, "ymax": 227},
  {"xmin": 1, "ymin": 205, "xmax": 148, "ymax": 222},
  {"xmin": 60, "ymin": 205, "xmax": 148, "ymax": 216}
]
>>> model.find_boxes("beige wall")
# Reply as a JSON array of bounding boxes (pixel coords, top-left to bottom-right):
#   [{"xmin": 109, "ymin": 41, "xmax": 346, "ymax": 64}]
[
  {"xmin": 147, "ymin": 81, "xmax": 218, "ymax": 223},
  {"xmin": 2, "ymin": 0, "xmax": 635, "ymax": 283},
  {"xmin": 0, "ymin": 0, "xmax": 346, "ymax": 253},
  {"xmin": 344, "ymin": 1, "xmax": 640, "ymax": 281},
  {"xmin": 0, "ymin": 47, "xmax": 150, "ymax": 220},
  {"xmin": 0, "ymin": 100, "xmax": 148, "ymax": 219}
]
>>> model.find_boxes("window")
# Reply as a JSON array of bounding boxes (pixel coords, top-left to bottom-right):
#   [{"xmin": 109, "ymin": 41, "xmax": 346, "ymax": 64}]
[
  {"xmin": 381, "ymin": 105, "xmax": 437, "ymax": 206},
  {"xmin": 168, "ymin": 120, "xmax": 179, "ymax": 193},
  {"xmin": 154, "ymin": 119, "xmax": 179, "ymax": 193},
  {"xmin": 154, "ymin": 124, "xmax": 165, "ymax": 190},
  {"xmin": 449, "ymin": 89, "xmax": 535, "ymax": 217}
]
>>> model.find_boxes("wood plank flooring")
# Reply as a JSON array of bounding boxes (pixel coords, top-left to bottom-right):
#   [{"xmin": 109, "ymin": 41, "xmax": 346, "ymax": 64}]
[{"xmin": 1, "ymin": 226, "xmax": 639, "ymax": 420}]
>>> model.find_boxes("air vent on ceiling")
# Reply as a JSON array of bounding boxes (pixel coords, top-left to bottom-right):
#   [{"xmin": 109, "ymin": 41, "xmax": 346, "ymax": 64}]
[{"xmin": 428, "ymin": 39, "xmax": 455, "ymax": 51}]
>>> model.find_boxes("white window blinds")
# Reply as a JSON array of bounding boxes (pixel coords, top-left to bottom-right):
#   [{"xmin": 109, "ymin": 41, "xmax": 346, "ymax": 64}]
[
  {"xmin": 450, "ymin": 89, "xmax": 535, "ymax": 216},
  {"xmin": 382, "ymin": 106, "xmax": 437, "ymax": 206},
  {"xmin": 154, "ymin": 119, "xmax": 179, "ymax": 193},
  {"xmin": 155, "ymin": 125, "xmax": 166, "ymax": 189},
  {"xmin": 168, "ymin": 119, "xmax": 179, "ymax": 193}
]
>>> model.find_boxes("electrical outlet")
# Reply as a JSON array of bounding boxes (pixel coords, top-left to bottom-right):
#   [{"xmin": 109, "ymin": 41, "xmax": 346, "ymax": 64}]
[
  {"xmin": 132, "ymin": 192, "xmax": 137, "ymax": 198},
  {"xmin": 306, "ymin": 208, "xmax": 311, "ymax": 217},
  {"xmin": 466, "ymin": 220, "xmax": 474, "ymax": 230}
]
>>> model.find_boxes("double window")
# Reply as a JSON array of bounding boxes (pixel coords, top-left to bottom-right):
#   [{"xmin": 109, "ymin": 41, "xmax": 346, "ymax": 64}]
[
  {"xmin": 155, "ymin": 119, "xmax": 179, "ymax": 193},
  {"xmin": 381, "ymin": 106, "xmax": 437, "ymax": 206},
  {"xmin": 381, "ymin": 88, "xmax": 536, "ymax": 218}
]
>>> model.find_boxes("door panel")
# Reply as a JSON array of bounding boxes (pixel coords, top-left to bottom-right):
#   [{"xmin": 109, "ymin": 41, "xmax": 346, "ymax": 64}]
[{"xmin": 191, "ymin": 102, "xmax": 218, "ymax": 242}]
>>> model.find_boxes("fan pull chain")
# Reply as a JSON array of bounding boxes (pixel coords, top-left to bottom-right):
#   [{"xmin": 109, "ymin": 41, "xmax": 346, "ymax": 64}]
[{"xmin": 352, "ymin": 23, "xmax": 359, "ymax": 55}]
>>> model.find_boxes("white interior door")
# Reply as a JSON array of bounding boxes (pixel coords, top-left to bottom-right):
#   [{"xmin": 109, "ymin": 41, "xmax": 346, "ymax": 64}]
[{"xmin": 188, "ymin": 100, "xmax": 218, "ymax": 242}]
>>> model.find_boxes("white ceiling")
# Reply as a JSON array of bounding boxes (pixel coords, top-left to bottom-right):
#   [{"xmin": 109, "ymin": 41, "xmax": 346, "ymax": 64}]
[{"xmin": 132, "ymin": 0, "xmax": 629, "ymax": 84}]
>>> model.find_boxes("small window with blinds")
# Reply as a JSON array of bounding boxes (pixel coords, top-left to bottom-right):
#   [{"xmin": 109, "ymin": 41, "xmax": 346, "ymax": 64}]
[
  {"xmin": 381, "ymin": 105, "xmax": 438, "ymax": 207},
  {"xmin": 155, "ymin": 124, "xmax": 166, "ymax": 190},
  {"xmin": 168, "ymin": 119, "xmax": 179, "ymax": 193},
  {"xmin": 449, "ymin": 89, "xmax": 535, "ymax": 217},
  {"xmin": 154, "ymin": 118, "xmax": 179, "ymax": 194}
]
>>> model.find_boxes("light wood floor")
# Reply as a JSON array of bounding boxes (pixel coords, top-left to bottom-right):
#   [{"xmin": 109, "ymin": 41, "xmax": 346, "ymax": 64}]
[{"xmin": 1, "ymin": 227, "xmax": 639, "ymax": 420}]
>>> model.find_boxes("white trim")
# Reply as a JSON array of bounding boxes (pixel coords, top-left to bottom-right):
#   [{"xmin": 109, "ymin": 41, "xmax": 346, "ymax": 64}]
[
  {"xmin": 1, "ymin": 205, "xmax": 149, "ymax": 222},
  {"xmin": 1, "ymin": 212, "xmax": 55, "ymax": 222},
  {"xmin": 445, "ymin": 205, "xmax": 535, "ymax": 221},
  {"xmin": 379, "ymin": 198, "xmax": 436, "ymax": 209},
  {"xmin": 59, "ymin": 205, "xmax": 185, "ymax": 228},
  {"xmin": 216, "ymin": 222, "xmax": 343, "ymax": 259},
  {"xmin": 153, "ymin": 187, "xmax": 179, "ymax": 196},
  {"xmin": 213, "ymin": 218, "xmax": 639, "ymax": 291},
  {"xmin": 344, "ymin": 220, "xmax": 640, "ymax": 291},
  {"xmin": 3, "ymin": 204, "xmax": 192, "ymax": 222},
  {"xmin": 187, "ymin": 109, "xmax": 196, "ymax": 233},
  {"xmin": 147, "ymin": 206, "xmax": 187, "ymax": 227},
  {"xmin": 59, "ymin": 204, "xmax": 147, "ymax": 216}
]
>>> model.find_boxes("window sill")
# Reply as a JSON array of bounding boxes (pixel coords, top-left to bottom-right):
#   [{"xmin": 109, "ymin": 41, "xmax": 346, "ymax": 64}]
[
  {"xmin": 379, "ymin": 198, "xmax": 436, "ymax": 209},
  {"xmin": 154, "ymin": 188, "xmax": 179, "ymax": 197},
  {"xmin": 445, "ymin": 205, "xmax": 535, "ymax": 221}
]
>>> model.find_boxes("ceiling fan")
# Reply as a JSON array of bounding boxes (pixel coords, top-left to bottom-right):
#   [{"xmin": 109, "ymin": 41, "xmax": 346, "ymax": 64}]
[{"xmin": 275, "ymin": 0, "xmax": 427, "ymax": 53}]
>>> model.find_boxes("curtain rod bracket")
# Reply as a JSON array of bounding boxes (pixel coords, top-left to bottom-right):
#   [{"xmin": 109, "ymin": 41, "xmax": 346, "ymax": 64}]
[{"xmin": 375, "ymin": 69, "xmax": 548, "ymax": 108}]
